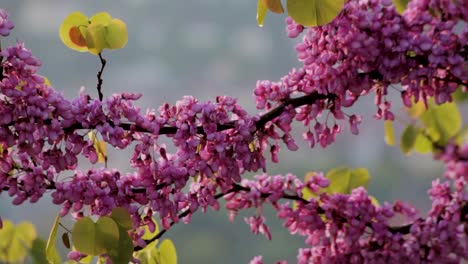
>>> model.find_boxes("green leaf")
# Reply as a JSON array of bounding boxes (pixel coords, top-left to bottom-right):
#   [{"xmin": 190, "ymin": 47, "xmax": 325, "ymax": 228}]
[
  {"xmin": 384, "ymin": 120, "xmax": 395, "ymax": 146},
  {"xmin": 400, "ymin": 125, "xmax": 418, "ymax": 154},
  {"xmin": 452, "ymin": 86, "xmax": 468, "ymax": 103},
  {"xmin": 158, "ymin": 239, "xmax": 177, "ymax": 264},
  {"xmin": 286, "ymin": 0, "xmax": 344, "ymax": 27},
  {"xmin": 72, "ymin": 217, "xmax": 99, "ymax": 255},
  {"xmin": 96, "ymin": 217, "xmax": 120, "ymax": 251},
  {"xmin": 46, "ymin": 214, "xmax": 62, "ymax": 264},
  {"xmin": 392, "ymin": 0, "xmax": 410, "ymax": 15},
  {"xmin": 257, "ymin": 0, "xmax": 268, "ymax": 27},
  {"xmin": 29, "ymin": 239, "xmax": 48, "ymax": 264},
  {"xmin": 110, "ymin": 207, "xmax": 133, "ymax": 230},
  {"xmin": 420, "ymin": 102, "xmax": 462, "ymax": 145},
  {"xmin": 71, "ymin": 217, "xmax": 119, "ymax": 256},
  {"xmin": 108, "ymin": 227, "xmax": 134, "ymax": 264}
]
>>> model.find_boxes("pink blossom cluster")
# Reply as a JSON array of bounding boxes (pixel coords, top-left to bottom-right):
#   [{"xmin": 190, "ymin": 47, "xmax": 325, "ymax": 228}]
[
  {"xmin": 0, "ymin": 9, "xmax": 14, "ymax": 37},
  {"xmin": 228, "ymin": 170, "xmax": 466, "ymax": 263},
  {"xmin": 254, "ymin": 0, "xmax": 467, "ymax": 150},
  {"xmin": 0, "ymin": 18, "xmax": 266, "ymax": 236}
]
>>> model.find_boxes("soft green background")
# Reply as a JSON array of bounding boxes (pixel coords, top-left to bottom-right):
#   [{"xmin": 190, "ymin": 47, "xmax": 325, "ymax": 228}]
[{"xmin": 1, "ymin": 1, "xmax": 445, "ymax": 263}]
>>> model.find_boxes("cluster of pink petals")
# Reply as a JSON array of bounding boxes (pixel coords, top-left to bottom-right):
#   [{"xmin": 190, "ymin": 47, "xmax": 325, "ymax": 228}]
[
  {"xmin": 0, "ymin": 9, "xmax": 14, "ymax": 37},
  {"xmin": 254, "ymin": 0, "xmax": 467, "ymax": 152}
]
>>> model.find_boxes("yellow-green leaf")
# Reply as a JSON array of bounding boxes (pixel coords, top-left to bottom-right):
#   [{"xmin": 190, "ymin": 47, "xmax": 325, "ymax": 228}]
[
  {"xmin": 286, "ymin": 0, "xmax": 344, "ymax": 27},
  {"xmin": 46, "ymin": 214, "xmax": 62, "ymax": 264},
  {"xmin": 59, "ymin": 12, "xmax": 89, "ymax": 52},
  {"xmin": 86, "ymin": 23, "xmax": 107, "ymax": 55},
  {"xmin": 88, "ymin": 131, "xmax": 107, "ymax": 163},
  {"xmin": 257, "ymin": 0, "xmax": 268, "ymax": 27},
  {"xmin": 105, "ymin": 19, "xmax": 128, "ymax": 49},
  {"xmin": 0, "ymin": 220, "xmax": 37, "ymax": 263},
  {"xmin": 348, "ymin": 168, "xmax": 371, "ymax": 191},
  {"xmin": 384, "ymin": 120, "xmax": 395, "ymax": 146},
  {"xmin": 140, "ymin": 218, "xmax": 160, "ymax": 251},
  {"xmin": 323, "ymin": 168, "xmax": 351, "ymax": 194},
  {"xmin": 135, "ymin": 247, "xmax": 159, "ymax": 264},
  {"xmin": 263, "ymin": 0, "xmax": 284, "ymax": 13},
  {"xmin": 413, "ymin": 133, "xmax": 433, "ymax": 154},
  {"xmin": 95, "ymin": 216, "xmax": 120, "ymax": 252},
  {"xmin": 400, "ymin": 125, "xmax": 419, "ymax": 154},
  {"xmin": 158, "ymin": 239, "xmax": 177, "ymax": 264},
  {"xmin": 89, "ymin": 12, "xmax": 112, "ymax": 25},
  {"xmin": 420, "ymin": 102, "xmax": 461, "ymax": 145},
  {"xmin": 406, "ymin": 99, "xmax": 426, "ymax": 119},
  {"xmin": 393, "ymin": 0, "xmax": 410, "ymax": 15}
]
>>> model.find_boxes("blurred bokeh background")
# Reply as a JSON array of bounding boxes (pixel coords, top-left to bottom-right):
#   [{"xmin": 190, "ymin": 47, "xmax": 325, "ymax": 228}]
[{"xmin": 1, "ymin": 1, "xmax": 447, "ymax": 263}]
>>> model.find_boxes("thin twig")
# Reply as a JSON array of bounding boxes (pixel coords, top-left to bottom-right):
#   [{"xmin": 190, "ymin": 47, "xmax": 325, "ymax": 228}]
[{"xmin": 96, "ymin": 53, "xmax": 106, "ymax": 101}]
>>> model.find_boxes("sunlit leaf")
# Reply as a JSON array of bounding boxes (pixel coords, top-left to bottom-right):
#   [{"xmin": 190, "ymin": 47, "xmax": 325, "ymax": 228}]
[
  {"xmin": 140, "ymin": 218, "xmax": 160, "ymax": 251},
  {"xmin": 400, "ymin": 125, "xmax": 419, "ymax": 154},
  {"xmin": 420, "ymin": 102, "xmax": 461, "ymax": 145},
  {"xmin": 348, "ymin": 168, "xmax": 371, "ymax": 191},
  {"xmin": 46, "ymin": 214, "xmax": 62, "ymax": 264},
  {"xmin": 0, "ymin": 220, "xmax": 37, "ymax": 263},
  {"xmin": 88, "ymin": 131, "xmax": 107, "ymax": 163},
  {"xmin": 59, "ymin": 12, "xmax": 89, "ymax": 52},
  {"xmin": 406, "ymin": 99, "xmax": 426, "ymax": 118},
  {"xmin": 105, "ymin": 19, "xmax": 128, "ymax": 49},
  {"xmin": 393, "ymin": 0, "xmax": 410, "ymax": 14},
  {"xmin": 413, "ymin": 133, "xmax": 433, "ymax": 154},
  {"xmin": 286, "ymin": 0, "xmax": 344, "ymax": 27},
  {"xmin": 135, "ymin": 247, "xmax": 159, "ymax": 264},
  {"xmin": 384, "ymin": 120, "xmax": 395, "ymax": 146},
  {"xmin": 323, "ymin": 168, "xmax": 351, "ymax": 194},
  {"xmin": 89, "ymin": 12, "xmax": 112, "ymax": 25},
  {"xmin": 158, "ymin": 239, "xmax": 177, "ymax": 264},
  {"xmin": 86, "ymin": 23, "xmax": 107, "ymax": 55},
  {"xmin": 257, "ymin": 0, "xmax": 268, "ymax": 27}
]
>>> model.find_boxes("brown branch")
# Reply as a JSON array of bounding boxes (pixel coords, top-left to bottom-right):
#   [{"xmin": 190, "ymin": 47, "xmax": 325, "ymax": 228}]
[
  {"xmin": 56, "ymin": 91, "xmax": 333, "ymax": 136},
  {"xmin": 135, "ymin": 182, "xmax": 435, "ymax": 251}
]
